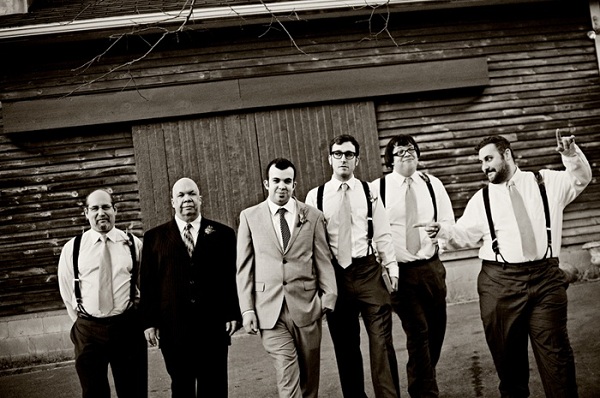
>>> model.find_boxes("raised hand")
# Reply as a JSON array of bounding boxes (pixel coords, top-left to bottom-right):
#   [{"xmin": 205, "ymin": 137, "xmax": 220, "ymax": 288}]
[{"xmin": 556, "ymin": 128, "xmax": 576, "ymax": 156}]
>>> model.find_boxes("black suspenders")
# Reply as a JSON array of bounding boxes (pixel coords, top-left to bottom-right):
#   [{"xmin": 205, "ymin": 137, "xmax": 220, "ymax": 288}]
[
  {"xmin": 72, "ymin": 233, "xmax": 138, "ymax": 315},
  {"xmin": 482, "ymin": 171, "xmax": 552, "ymax": 263},
  {"xmin": 317, "ymin": 180, "xmax": 375, "ymax": 256},
  {"xmin": 379, "ymin": 173, "xmax": 437, "ymax": 222}
]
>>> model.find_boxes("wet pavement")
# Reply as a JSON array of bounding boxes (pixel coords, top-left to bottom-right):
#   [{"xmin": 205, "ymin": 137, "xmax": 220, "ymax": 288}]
[{"xmin": 1, "ymin": 280, "xmax": 598, "ymax": 397}]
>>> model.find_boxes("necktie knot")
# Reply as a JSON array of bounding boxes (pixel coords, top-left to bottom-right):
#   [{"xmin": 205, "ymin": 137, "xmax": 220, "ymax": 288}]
[
  {"xmin": 277, "ymin": 207, "xmax": 287, "ymax": 216},
  {"xmin": 406, "ymin": 176, "xmax": 413, "ymax": 186},
  {"xmin": 341, "ymin": 182, "xmax": 348, "ymax": 192}
]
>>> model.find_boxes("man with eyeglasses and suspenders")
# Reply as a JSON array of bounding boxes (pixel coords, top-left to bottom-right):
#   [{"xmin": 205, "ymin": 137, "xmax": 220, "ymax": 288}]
[
  {"xmin": 416, "ymin": 132, "xmax": 591, "ymax": 398},
  {"xmin": 306, "ymin": 134, "xmax": 401, "ymax": 398},
  {"xmin": 371, "ymin": 134, "xmax": 455, "ymax": 398},
  {"xmin": 58, "ymin": 189, "xmax": 147, "ymax": 398}
]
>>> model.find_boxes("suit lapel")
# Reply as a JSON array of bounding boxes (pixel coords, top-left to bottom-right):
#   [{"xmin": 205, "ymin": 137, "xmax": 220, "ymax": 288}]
[
  {"xmin": 167, "ymin": 219, "xmax": 188, "ymax": 255},
  {"xmin": 260, "ymin": 201, "xmax": 285, "ymax": 254},
  {"xmin": 285, "ymin": 201, "xmax": 304, "ymax": 252},
  {"xmin": 191, "ymin": 218, "xmax": 213, "ymax": 258}
]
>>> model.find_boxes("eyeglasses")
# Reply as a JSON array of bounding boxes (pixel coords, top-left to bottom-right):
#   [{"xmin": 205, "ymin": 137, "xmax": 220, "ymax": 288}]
[
  {"xmin": 86, "ymin": 205, "xmax": 114, "ymax": 212},
  {"xmin": 392, "ymin": 147, "xmax": 417, "ymax": 157},
  {"xmin": 331, "ymin": 151, "xmax": 356, "ymax": 160}
]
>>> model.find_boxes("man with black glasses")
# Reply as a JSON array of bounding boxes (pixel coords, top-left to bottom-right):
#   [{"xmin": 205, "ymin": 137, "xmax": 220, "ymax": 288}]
[
  {"xmin": 372, "ymin": 134, "xmax": 455, "ymax": 398},
  {"xmin": 306, "ymin": 134, "xmax": 401, "ymax": 398}
]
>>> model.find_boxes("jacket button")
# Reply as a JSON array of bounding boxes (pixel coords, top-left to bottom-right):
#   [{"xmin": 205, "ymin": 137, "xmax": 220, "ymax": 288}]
[
  {"xmin": 283, "ymin": 281, "xmax": 287, "ymax": 286},
  {"xmin": 190, "ymin": 280, "xmax": 195, "ymax": 285},
  {"xmin": 282, "ymin": 259, "xmax": 287, "ymax": 264}
]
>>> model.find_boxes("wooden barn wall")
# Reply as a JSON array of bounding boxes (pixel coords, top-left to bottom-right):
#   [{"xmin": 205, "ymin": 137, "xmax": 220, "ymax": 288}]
[
  {"xmin": 0, "ymin": 127, "xmax": 143, "ymax": 316},
  {"xmin": 0, "ymin": 2, "xmax": 599, "ymax": 317},
  {"xmin": 372, "ymin": 6, "xmax": 600, "ymax": 256},
  {"xmin": 132, "ymin": 102, "xmax": 381, "ymax": 231}
]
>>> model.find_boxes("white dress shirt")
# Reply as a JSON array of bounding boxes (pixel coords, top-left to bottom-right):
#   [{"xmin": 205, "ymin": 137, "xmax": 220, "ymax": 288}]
[
  {"xmin": 371, "ymin": 171, "xmax": 455, "ymax": 263},
  {"xmin": 266, "ymin": 198, "xmax": 297, "ymax": 249},
  {"xmin": 174, "ymin": 215, "xmax": 202, "ymax": 245},
  {"xmin": 58, "ymin": 227, "xmax": 142, "ymax": 321},
  {"xmin": 438, "ymin": 145, "xmax": 591, "ymax": 263},
  {"xmin": 306, "ymin": 176, "xmax": 398, "ymax": 278}
]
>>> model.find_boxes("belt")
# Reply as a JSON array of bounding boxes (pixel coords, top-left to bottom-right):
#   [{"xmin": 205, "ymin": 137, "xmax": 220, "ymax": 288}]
[
  {"xmin": 350, "ymin": 254, "xmax": 377, "ymax": 266},
  {"xmin": 399, "ymin": 253, "xmax": 439, "ymax": 268},
  {"xmin": 77, "ymin": 309, "xmax": 133, "ymax": 324},
  {"xmin": 482, "ymin": 257, "xmax": 558, "ymax": 268}
]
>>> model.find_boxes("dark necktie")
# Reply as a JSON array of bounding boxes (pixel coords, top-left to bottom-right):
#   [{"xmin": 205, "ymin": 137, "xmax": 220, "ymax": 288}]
[
  {"xmin": 277, "ymin": 208, "xmax": 291, "ymax": 250},
  {"xmin": 508, "ymin": 181, "xmax": 537, "ymax": 260},
  {"xmin": 337, "ymin": 183, "xmax": 352, "ymax": 268},
  {"xmin": 405, "ymin": 177, "xmax": 421, "ymax": 255},
  {"xmin": 183, "ymin": 223, "xmax": 195, "ymax": 257},
  {"xmin": 98, "ymin": 235, "xmax": 114, "ymax": 314}
]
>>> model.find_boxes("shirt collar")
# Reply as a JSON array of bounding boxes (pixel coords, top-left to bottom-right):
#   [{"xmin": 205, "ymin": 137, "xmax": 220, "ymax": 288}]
[
  {"xmin": 267, "ymin": 198, "xmax": 296, "ymax": 216},
  {"xmin": 174, "ymin": 215, "xmax": 202, "ymax": 233},
  {"xmin": 89, "ymin": 227, "xmax": 119, "ymax": 243},
  {"xmin": 506, "ymin": 168, "xmax": 524, "ymax": 187},
  {"xmin": 391, "ymin": 171, "xmax": 419, "ymax": 185},
  {"xmin": 330, "ymin": 175, "xmax": 358, "ymax": 191}
]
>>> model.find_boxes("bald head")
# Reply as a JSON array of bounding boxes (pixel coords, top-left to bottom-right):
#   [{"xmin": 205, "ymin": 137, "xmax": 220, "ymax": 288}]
[{"xmin": 171, "ymin": 178, "xmax": 202, "ymax": 222}]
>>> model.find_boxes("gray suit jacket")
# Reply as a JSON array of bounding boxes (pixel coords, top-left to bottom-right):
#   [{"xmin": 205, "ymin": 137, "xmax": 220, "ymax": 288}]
[{"xmin": 236, "ymin": 199, "xmax": 337, "ymax": 329}]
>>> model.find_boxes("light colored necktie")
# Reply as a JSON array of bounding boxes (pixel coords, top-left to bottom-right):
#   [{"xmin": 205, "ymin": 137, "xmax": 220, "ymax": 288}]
[
  {"xmin": 277, "ymin": 208, "xmax": 291, "ymax": 250},
  {"xmin": 98, "ymin": 235, "xmax": 114, "ymax": 314},
  {"xmin": 405, "ymin": 177, "xmax": 421, "ymax": 255},
  {"xmin": 508, "ymin": 181, "xmax": 537, "ymax": 260},
  {"xmin": 337, "ymin": 183, "xmax": 353, "ymax": 268},
  {"xmin": 183, "ymin": 224, "xmax": 195, "ymax": 258}
]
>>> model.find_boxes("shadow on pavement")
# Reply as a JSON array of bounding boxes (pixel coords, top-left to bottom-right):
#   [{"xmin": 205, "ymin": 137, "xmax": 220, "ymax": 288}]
[{"xmin": 1, "ymin": 280, "xmax": 598, "ymax": 397}]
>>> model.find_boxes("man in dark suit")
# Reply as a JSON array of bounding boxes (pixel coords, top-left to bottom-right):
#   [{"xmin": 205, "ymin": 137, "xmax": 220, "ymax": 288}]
[
  {"xmin": 236, "ymin": 158, "xmax": 337, "ymax": 398},
  {"xmin": 139, "ymin": 177, "xmax": 241, "ymax": 398}
]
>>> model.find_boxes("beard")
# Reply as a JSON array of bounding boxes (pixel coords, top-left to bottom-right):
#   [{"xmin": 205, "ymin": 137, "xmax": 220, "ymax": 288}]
[{"xmin": 486, "ymin": 160, "xmax": 510, "ymax": 184}]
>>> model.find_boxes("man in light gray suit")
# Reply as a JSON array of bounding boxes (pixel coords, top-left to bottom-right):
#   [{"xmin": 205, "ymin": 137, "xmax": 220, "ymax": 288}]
[{"xmin": 236, "ymin": 157, "xmax": 337, "ymax": 398}]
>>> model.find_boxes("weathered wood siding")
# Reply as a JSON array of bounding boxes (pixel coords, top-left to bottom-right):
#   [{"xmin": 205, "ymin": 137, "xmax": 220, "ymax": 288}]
[
  {"xmin": 0, "ymin": 127, "xmax": 142, "ymax": 316},
  {"xmin": 0, "ymin": 2, "xmax": 598, "ymax": 316},
  {"xmin": 374, "ymin": 6, "xmax": 600, "ymax": 257},
  {"xmin": 132, "ymin": 102, "xmax": 381, "ymax": 231}
]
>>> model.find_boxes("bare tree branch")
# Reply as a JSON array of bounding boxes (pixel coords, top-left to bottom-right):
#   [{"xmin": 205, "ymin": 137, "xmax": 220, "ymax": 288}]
[{"xmin": 66, "ymin": 0, "xmax": 197, "ymax": 97}]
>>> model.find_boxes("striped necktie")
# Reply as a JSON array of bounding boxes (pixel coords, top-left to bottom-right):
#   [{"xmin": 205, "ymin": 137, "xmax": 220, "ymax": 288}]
[{"xmin": 183, "ymin": 224, "xmax": 195, "ymax": 258}]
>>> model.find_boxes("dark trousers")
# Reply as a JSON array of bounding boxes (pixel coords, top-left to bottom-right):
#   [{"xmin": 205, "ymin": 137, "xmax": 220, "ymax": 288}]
[
  {"xmin": 161, "ymin": 338, "xmax": 229, "ymax": 398},
  {"xmin": 71, "ymin": 311, "xmax": 148, "ymax": 398},
  {"xmin": 327, "ymin": 254, "xmax": 400, "ymax": 398},
  {"xmin": 478, "ymin": 258, "xmax": 578, "ymax": 398},
  {"xmin": 392, "ymin": 255, "xmax": 447, "ymax": 398}
]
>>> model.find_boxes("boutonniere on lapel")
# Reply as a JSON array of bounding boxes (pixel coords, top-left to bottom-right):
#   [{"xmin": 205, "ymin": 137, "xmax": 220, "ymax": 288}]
[
  {"xmin": 204, "ymin": 225, "xmax": 216, "ymax": 236},
  {"xmin": 296, "ymin": 207, "xmax": 309, "ymax": 228}
]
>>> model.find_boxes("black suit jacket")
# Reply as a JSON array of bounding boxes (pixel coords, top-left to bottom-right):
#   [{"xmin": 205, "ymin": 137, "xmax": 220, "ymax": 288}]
[{"xmin": 139, "ymin": 217, "xmax": 241, "ymax": 349}]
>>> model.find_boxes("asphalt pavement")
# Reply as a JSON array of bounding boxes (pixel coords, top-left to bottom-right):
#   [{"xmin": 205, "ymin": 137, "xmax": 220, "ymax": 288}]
[{"xmin": 1, "ymin": 280, "xmax": 598, "ymax": 398}]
